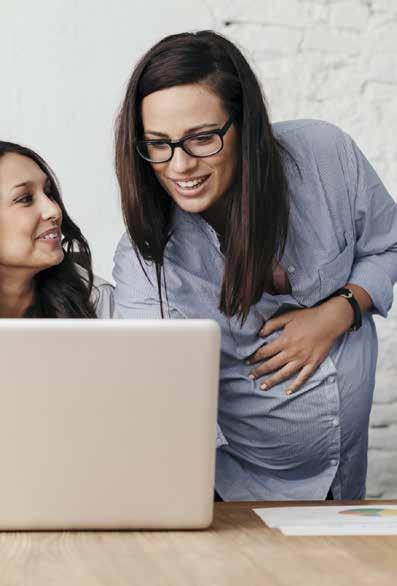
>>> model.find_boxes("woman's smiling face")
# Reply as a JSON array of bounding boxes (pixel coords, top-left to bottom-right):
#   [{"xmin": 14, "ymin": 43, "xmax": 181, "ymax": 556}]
[
  {"xmin": 0, "ymin": 153, "xmax": 64, "ymax": 273},
  {"xmin": 140, "ymin": 83, "xmax": 238, "ymax": 217}
]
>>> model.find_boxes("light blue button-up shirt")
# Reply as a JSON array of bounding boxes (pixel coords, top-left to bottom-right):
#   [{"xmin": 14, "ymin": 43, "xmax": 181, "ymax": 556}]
[{"xmin": 113, "ymin": 120, "xmax": 397, "ymax": 500}]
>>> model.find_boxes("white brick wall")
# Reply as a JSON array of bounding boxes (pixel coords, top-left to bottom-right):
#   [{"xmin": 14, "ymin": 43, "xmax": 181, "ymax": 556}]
[
  {"xmin": 2, "ymin": 0, "xmax": 396, "ymax": 497},
  {"xmin": 208, "ymin": 0, "xmax": 397, "ymax": 497}
]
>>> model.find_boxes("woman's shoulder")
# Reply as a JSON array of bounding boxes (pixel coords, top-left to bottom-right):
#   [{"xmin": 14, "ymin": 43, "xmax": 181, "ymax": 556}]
[
  {"xmin": 273, "ymin": 118, "xmax": 357, "ymax": 184},
  {"xmin": 74, "ymin": 262, "xmax": 112, "ymax": 289},
  {"xmin": 273, "ymin": 118, "xmax": 351, "ymax": 155},
  {"xmin": 74, "ymin": 264, "xmax": 117, "ymax": 318},
  {"xmin": 113, "ymin": 231, "xmax": 158, "ymax": 290},
  {"xmin": 273, "ymin": 118, "xmax": 344, "ymax": 139}
]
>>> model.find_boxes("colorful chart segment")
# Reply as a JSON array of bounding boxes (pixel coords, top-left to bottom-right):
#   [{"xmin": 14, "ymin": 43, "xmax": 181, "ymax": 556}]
[{"xmin": 339, "ymin": 508, "xmax": 397, "ymax": 517}]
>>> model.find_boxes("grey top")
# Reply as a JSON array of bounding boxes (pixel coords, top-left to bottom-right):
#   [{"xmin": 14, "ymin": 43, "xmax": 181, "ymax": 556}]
[
  {"xmin": 91, "ymin": 274, "xmax": 117, "ymax": 318},
  {"xmin": 113, "ymin": 120, "xmax": 397, "ymax": 500},
  {"xmin": 75, "ymin": 265, "xmax": 117, "ymax": 318}
]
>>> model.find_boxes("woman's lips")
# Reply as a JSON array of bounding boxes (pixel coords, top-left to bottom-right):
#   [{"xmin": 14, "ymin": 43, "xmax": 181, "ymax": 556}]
[
  {"xmin": 35, "ymin": 229, "xmax": 61, "ymax": 246},
  {"xmin": 170, "ymin": 174, "xmax": 211, "ymax": 197}
]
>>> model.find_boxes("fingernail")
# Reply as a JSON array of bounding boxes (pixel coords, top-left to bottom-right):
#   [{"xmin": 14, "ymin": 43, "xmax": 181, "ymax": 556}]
[
  {"xmin": 248, "ymin": 374, "xmax": 255, "ymax": 380},
  {"xmin": 286, "ymin": 389, "xmax": 293, "ymax": 395},
  {"xmin": 261, "ymin": 383, "xmax": 268, "ymax": 390}
]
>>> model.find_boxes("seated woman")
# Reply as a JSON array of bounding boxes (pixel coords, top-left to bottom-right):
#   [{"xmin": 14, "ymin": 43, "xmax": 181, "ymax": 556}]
[
  {"xmin": 0, "ymin": 141, "xmax": 115, "ymax": 318},
  {"xmin": 113, "ymin": 31, "xmax": 397, "ymax": 500}
]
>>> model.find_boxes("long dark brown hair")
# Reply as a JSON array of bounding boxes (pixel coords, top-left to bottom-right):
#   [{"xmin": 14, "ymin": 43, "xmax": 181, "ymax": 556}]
[
  {"xmin": 0, "ymin": 141, "xmax": 97, "ymax": 317},
  {"xmin": 115, "ymin": 30, "xmax": 293, "ymax": 323}
]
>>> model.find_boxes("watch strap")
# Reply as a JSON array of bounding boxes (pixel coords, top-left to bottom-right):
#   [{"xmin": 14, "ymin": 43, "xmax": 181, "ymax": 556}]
[{"xmin": 331, "ymin": 287, "xmax": 362, "ymax": 331}]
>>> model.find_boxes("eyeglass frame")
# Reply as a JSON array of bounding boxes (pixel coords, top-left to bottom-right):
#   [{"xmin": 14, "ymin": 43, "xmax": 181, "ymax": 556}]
[{"xmin": 135, "ymin": 116, "xmax": 234, "ymax": 164}]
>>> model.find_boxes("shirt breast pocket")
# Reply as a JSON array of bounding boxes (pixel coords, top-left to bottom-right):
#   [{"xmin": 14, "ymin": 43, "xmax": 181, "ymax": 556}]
[{"xmin": 318, "ymin": 233, "xmax": 355, "ymax": 299}]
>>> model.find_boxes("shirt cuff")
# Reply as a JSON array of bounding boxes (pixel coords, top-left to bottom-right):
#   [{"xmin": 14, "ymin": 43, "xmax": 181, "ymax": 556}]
[
  {"xmin": 348, "ymin": 258, "xmax": 393, "ymax": 318},
  {"xmin": 216, "ymin": 424, "xmax": 228, "ymax": 448}
]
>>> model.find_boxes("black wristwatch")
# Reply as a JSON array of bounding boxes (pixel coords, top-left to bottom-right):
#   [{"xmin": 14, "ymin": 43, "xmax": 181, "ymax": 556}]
[{"xmin": 330, "ymin": 287, "xmax": 362, "ymax": 331}]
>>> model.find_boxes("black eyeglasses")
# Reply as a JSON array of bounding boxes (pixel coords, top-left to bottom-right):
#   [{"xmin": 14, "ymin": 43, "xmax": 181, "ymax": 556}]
[{"xmin": 136, "ymin": 116, "xmax": 234, "ymax": 163}]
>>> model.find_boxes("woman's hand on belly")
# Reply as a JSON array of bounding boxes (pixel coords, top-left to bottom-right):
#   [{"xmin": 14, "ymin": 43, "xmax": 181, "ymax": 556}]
[{"xmin": 246, "ymin": 297, "xmax": 354, "ymax": 395}]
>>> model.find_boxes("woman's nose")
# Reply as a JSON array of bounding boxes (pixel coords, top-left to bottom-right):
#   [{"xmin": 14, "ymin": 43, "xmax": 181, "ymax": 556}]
[
  {"xmin": 168, "ymin": 146, "xmax": 197, "ymax": 174},
  {"xmin": 40, "ymin": 194, "xmax": 61, "ymax": 222}
]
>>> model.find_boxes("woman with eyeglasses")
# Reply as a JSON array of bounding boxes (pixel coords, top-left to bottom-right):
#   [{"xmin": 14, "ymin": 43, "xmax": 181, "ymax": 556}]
[
  {"xmin": 113, "ymin": 31, "xmax": 397, "ymax": 501},
  {"xmin": 0, "ymin": 141, "xmax": 115, "ymax": 318}
]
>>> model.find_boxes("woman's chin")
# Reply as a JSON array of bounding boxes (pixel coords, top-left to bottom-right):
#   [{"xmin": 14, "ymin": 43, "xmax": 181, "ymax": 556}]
[
  {"xmin": 51, "ymin": 249, "xmax": 65, "ymax": 266},
  {"xmin": 173, "ymin": 191, "xmax": 214, "ymax": 215},
  {"xmin": 37, "ymin": 249, "xmax": 65, "ymax": 270}
]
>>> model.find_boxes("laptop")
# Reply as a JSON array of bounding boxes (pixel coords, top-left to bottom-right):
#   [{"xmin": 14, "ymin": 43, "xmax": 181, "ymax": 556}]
[{"xmin": 0, "ymin": 319, "xmax": 220, "ymax": 530}]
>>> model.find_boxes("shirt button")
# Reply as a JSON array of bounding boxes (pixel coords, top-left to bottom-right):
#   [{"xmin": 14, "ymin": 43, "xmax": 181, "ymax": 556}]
[
  {"xmin": 287, "ymin": 265, "xmax": 295, "ymax": 274},
  {"xmin": 332, "ymin": 418, "xmax": 339, "ymax": 427},
  {"xmin": 327, "ymin": 375, "xmax": 336, "ymax": 384},
  {"xmin": 330, "ymin": 459, "xmax": 338, "ymax": 466}
]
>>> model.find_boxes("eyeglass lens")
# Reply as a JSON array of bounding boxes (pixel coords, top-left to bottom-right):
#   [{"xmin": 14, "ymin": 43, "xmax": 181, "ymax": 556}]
[{"xmin": 140, "ymin": 133, "xmax": 223, "ymax": 163}]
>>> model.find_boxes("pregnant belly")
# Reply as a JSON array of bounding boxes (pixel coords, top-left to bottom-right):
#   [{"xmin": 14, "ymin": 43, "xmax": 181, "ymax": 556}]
[
  {"xmin": 218, "ymin": 315, "xmax": 376, "ymax": 478},
  {"xmin": 218, "ymin": 357, "xmax": 347, "ymax": 476}
]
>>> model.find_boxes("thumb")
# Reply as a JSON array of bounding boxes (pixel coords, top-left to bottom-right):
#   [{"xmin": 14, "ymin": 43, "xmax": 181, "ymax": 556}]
[{"xmin": 260, "ymin": 312, "xmax": 292, "ymax": 337}]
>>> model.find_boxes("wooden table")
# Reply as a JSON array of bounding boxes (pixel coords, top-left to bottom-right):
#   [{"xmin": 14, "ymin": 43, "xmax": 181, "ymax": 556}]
[{"xmin": 1, "ymin": 500, "xmax": 396, "ymax": 585}]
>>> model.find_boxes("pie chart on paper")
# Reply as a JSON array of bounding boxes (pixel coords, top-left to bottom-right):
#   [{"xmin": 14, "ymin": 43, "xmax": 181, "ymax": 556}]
[{"xmin": 339, "ymin": 508, "xmax": 397, "ymax": 518}]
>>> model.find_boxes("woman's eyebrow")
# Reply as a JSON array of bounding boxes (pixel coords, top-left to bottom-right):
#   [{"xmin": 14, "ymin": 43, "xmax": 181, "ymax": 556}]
[
  {"xmin": 144, "ymin": 123, "xmax": 219, "ymax": 138},
  {"xmin": 9, "ymin": 176, "xmax": 49, "ymax": 195},
  {"xmin": 12, "ymin": 181, "xmax": 29, "ymax": 190},
  {"xmin": 8, "ymin": 180, "xmax": 30, "ymax": 195}
]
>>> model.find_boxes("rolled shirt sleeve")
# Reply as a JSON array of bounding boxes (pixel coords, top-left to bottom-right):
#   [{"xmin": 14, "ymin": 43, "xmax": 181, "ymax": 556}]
[
  {"xmin": 74, "ymin": 264, "xmax": 118, "ymax": 318},
  {"xmin": 343, "ymin": 134, "xmax": 397, "ymax": 317},
  {"xmin": 93, "ymin": 282, "xmax": 118, "ymax": 318}
]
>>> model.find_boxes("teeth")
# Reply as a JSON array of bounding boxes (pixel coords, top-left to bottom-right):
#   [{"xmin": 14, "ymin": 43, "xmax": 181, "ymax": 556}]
[
  {"xmin": 41, "ymin": 232, "xmax": 58, "ymax": 240},
  {"xmin": 176, "ymin": 177, "xmax": 207, "ymax": 189}
]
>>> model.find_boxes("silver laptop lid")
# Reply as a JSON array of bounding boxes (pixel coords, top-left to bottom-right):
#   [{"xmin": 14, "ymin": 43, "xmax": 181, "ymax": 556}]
[{"xmin": 0, "ymin": 319, "xmax": 220, "ymax": 529}]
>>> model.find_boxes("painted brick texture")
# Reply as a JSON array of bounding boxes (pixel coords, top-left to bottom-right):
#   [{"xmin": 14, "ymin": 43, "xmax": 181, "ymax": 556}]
[{"xmin": 207, "ymin": 0, "xmax": 397, "ymax": 497}]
